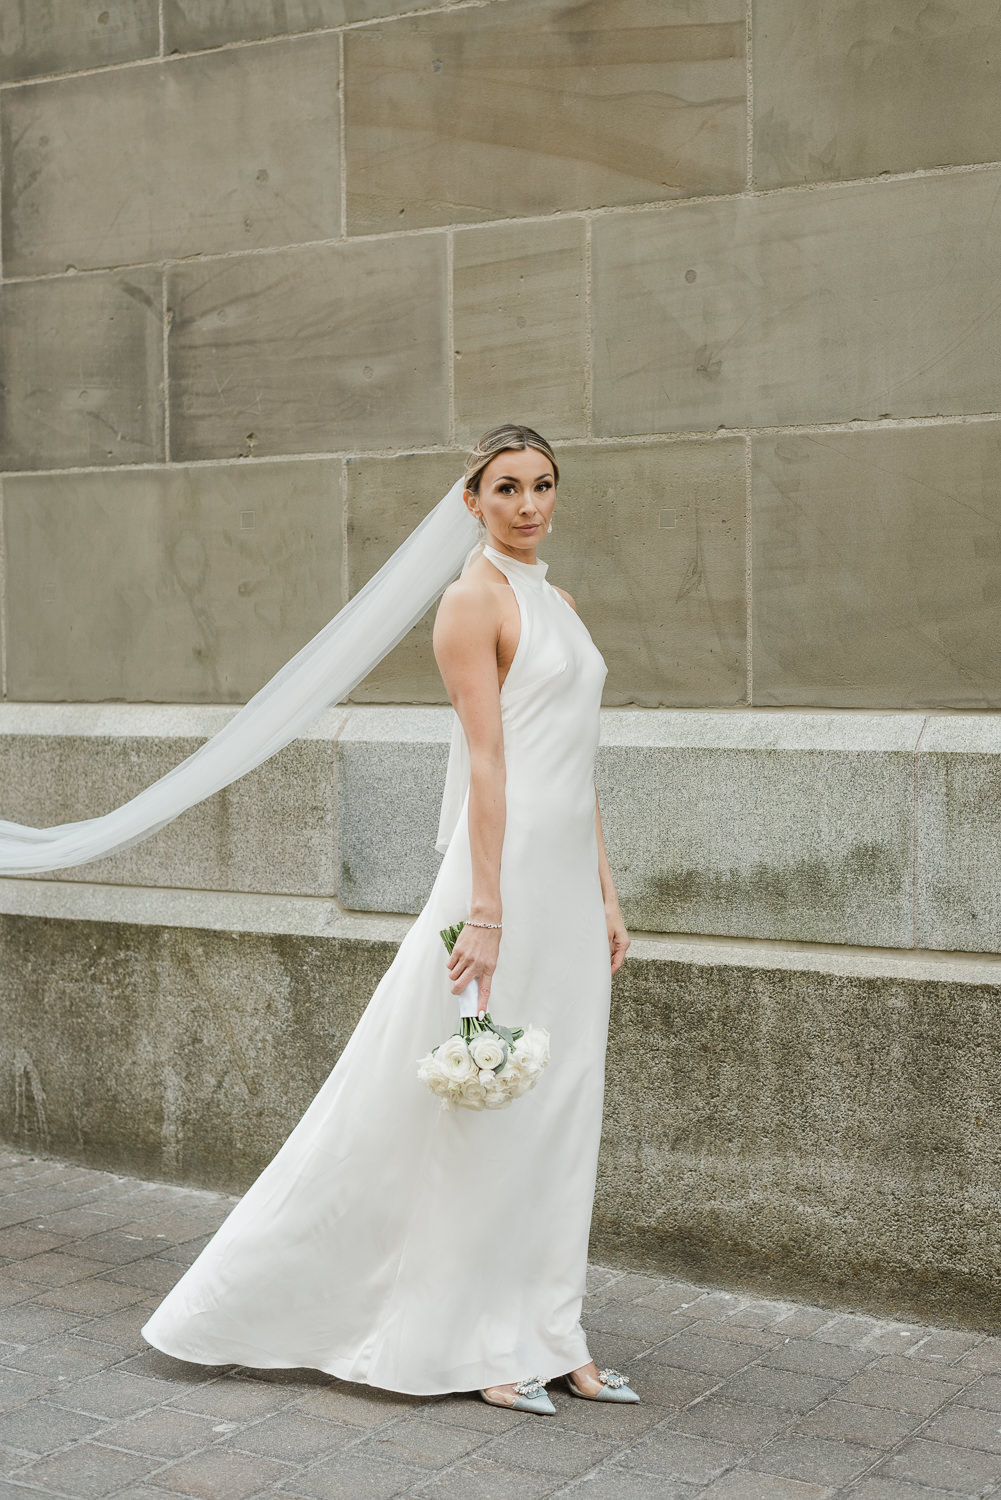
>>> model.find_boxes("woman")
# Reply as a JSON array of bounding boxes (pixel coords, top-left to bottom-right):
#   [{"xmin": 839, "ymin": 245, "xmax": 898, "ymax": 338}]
[{"xmin": 137, "ymin": 423, "xmax": 636, "ymax": 1412}]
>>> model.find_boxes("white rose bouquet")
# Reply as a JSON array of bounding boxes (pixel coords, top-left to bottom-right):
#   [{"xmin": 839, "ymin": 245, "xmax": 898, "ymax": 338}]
[{"xmin": 416, "ymin": 921, "xmax": 551, "ymax": 1112}]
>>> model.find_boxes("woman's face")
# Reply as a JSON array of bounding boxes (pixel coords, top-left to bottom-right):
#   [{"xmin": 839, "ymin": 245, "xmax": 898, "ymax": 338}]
[{"xmin": 465, "ymin": 448, "xmax": 557, "ymax": 555}]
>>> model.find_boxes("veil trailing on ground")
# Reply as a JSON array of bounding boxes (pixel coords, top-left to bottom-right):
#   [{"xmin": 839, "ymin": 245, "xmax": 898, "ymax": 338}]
[{"xmin": 0, "ymin": 477, "xmax": 480, "ymax": 876}]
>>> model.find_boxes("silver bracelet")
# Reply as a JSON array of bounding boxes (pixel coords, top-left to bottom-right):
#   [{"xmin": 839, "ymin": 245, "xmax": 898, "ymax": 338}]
[{"xmin": 465, "ymin": 919, "xmax": 502, "ymax": 929}]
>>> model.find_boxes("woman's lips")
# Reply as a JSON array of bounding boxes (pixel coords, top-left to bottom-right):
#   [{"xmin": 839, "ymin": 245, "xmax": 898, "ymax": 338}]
[{"xmin": 515, "ymin": 524, "xmax": 539, "ymax": 532}]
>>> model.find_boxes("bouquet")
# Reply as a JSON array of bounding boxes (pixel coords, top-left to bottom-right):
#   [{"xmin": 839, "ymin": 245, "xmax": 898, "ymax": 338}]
[{"xmin": 416, "ymin": 921, "xmax": 551, "ymax": 1111}]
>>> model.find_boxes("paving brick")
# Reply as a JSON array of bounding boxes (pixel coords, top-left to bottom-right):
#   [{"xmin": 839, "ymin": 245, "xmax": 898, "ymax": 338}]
[
  {"xmin": 0, "ymin": 1301, "xmax": 84, "ymax": 1343},
  {"xmin": 153, "ymin": 1446, "xmax": 291, "ymax": 1499},
  {"xmin": 875, "ymin": 1436, "xmax": 1001, "ymax": 1491},
  {"xmin": 956, "ymin": 1341, "xmax": 1001, "ymax": 1375},
  {"xmin": 634, "ymin": 1283, "xmax": 710, "ymax": 1315},
  {"xmin": 2, "ymin": 1336, "xmax": 114, "ymax": 1380},
  {"xmin": 16, "ymin": 1441, "xmax": 161, "ymax": 1498},
  {"xmin": 656, "ymin": 1333, "xmax": 762, "ymax": 1378},
  {"xmin": 586, "ymin": 1302, "xmax": 689, "ymax": 1345},
  {"xmin": 480, "ymin": 1422, "xmax": 617, "ymax": 1478},
  {"xmin": 956, "ymin": 1374, "xmax": 1001, "ymax": 1412},
  {"xmin": 616, "ymin": 1427, "xmax": 748, "ymax": 1483},
  {"xmin": 170, "ymin": 1379, "xmax": 300, "ymax": 1423},
  {"xmin": 547, "ymin": 1467, "xmax": 700, "ymax": 1499},
  {"xmin": 717, "ymin": 1367, "xmax": 839, "ymax": 1414},
  {"xmin": 747, "ymin": 1434, "xmax": 881, "ymax": 1485},
  {"xmin": 65, "ymin": 1232, "xmax": 164, "ymax": 1265},
  {"xmin": 864, "ymin": 1354, "xmax": 975, "ymax": 1385},
  {"xmin": 671, "ymin": 1397, "xmax": 791, "ymax": 1447},
  {"xmin": 908, "ymin": 1330, "xmax": 984, "ymax": 1365},
  {"xmin": 702, "ymin": 1474, "xmax": 831, "ymax": 1500},
  {"xmin": 850, "ymin": 1479, "xmax": 960, "ymax": 1500},
  {"xmin": 761, "ymin": 1341, "xmax": 875, "ymax": 1380},
  {"xmin": 415, "ymin": 1453, "xmax": 560, "ymax": 1500},
  {"xmin": 623, "ymin": 1353, "xmax": 727, "ymax": 1409},
  {"xmin": 920, "ymin": 1402, "xmax": 1001, "ymax": 1453},
  {"xmin": 545, "ymin": 1389, "xmax": 667, "ymax": 1440},
  {"xmin": 226, "ymin": 1412, "xmax": 358, "ymax": 1463},
  {"xmin": 791, "ymin": 1399, "xmax": 922, "ymax": 1450},
  {"xmin": 0, "ymin": 1399, "xmax": 106, "ymax": 1455},
  {"xmin": 770, "ymin": 1311, "xmax": 838, "ymax": 1339},
  {"xmin": 0, "ymin": 1229, "xmax": 68, "ymax": 1258},
  {"xmin": 295, "ymin": 1384, "xmax": 422, "ymax": 1428},
  {"xmin": 835, "ymin": 1370, "xmax": 962, "ymax": 1416},
  {"xmin": 53, "ymin": 1370, "xmax": 170, "ymax": 1418},
  {"xmin": 810, "ymin": 1316, "xmax": 883, "ymax": 1348},
  {"xmin": 278, "ymin": 1448, "xmax": 427, "ymax": 1499},
  {"xmin": 0, "ymin": 1369, "xmax": 53, "ymax": 1411},
  {"xmin": 0, "ymin": 1282, "xmax": 36, "ymax": 1312},
  {"xmin": 34, "ymin": 1279, "xmax": 149, "ymax": 1316},
  {"xmin": 99, "ymin": 1407, "xmax": 220, "ymax": 1458}
]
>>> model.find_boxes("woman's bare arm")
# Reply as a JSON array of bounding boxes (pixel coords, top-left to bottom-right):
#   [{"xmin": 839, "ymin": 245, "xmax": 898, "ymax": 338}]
[{"xmin": 432, "ymin": 575, "xmax": 506, "ymax": 1013}]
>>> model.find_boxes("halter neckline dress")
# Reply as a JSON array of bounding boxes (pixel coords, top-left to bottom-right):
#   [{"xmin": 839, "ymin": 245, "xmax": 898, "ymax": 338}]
[{"xmin": 142, "ymin": 542, "xmax": 612, "ymax": 1395}]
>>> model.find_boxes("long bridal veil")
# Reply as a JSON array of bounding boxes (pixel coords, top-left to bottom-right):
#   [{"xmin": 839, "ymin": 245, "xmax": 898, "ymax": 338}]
[{"xmin": 0, "ymin": 476, "xmax": 478, "ymax": 876}]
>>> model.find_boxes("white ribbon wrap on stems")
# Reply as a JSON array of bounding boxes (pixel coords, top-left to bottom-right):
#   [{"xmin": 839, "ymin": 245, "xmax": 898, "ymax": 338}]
[
  {"xmin": 457, "ymin": 977, "xmax": 480, "ymax": 1019},
  {"xmin": 0, "ymin": 477, "xmax": 479, "ymax": 876}
]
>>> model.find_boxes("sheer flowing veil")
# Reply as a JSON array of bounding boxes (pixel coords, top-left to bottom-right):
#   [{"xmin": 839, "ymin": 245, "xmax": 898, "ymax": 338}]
[{"xmin": 0, "ymin": 476, "xmax": 479, "ymax": 876}]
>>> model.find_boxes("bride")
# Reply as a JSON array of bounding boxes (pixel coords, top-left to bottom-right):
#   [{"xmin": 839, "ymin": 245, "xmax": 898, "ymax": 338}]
[{"xmin": 3, "ymin": 420, "xmax": 637, "ymax": 1414}]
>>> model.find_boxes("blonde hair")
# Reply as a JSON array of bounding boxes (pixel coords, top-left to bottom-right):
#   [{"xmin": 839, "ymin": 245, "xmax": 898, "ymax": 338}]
[{"xmin": 463, "ymin": 423, "xmax": 560, "ymax": 495}]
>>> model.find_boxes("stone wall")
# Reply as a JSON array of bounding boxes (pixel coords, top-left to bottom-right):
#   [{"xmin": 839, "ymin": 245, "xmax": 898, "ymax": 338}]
[
  {"xmin": 2, "ymin": 1, "xmax": 1001, "ymax": 1324},
  {"xmin": 0, "ymin": 1, "xmax": 999, "ymax": 707}
]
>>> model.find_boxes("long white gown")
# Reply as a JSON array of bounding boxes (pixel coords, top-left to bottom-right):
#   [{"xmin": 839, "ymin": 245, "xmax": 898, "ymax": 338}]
[{"xmin": 141, "ymin": 544, "xmax": 612, "ymax": 1396}]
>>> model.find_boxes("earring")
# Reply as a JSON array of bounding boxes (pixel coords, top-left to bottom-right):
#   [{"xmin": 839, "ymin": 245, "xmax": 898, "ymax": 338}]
[
  {"xmin": 547, "ymin": 519, "xmax": 553, "ymax": 533},
  {"xmin": 476, "ymin": 513, "xmax": 486, "ymax": 540}
]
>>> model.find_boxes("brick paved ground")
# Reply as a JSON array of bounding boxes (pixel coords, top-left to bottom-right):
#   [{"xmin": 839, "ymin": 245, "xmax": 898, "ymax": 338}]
[{"xmin": 0, "ymin": 1148, "xmax": 999, "ymax": 1500}]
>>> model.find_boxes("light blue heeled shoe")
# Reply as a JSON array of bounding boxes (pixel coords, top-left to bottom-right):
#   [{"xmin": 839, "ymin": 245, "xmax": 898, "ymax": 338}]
[
  {"xmin": 565, "ymin": 1366, "xmax": 640, "ymax": 1403},
  {"xmin": 479, "ymin": 1376, "xmax": 555, "ymax": 1414}
]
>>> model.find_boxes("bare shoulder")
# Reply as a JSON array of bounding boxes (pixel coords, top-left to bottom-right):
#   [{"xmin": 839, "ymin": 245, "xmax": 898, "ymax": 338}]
[
  {"xmin": 435, "ymin": 566, "xmax": 505, "ymax": 636},
  {"xmin": 550, "ymin": 583, "xmax": 578, "ymax": 613}
]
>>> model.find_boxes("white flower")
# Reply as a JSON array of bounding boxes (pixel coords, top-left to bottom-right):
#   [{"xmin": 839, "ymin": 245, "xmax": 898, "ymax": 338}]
[
  {"xmin": 469, "ymin": 1032, "xmax": 507, "ymax": 1071},
  {"xmin": 436, "ymin": 1034, "xmax": 477, "ymax": 1082}
]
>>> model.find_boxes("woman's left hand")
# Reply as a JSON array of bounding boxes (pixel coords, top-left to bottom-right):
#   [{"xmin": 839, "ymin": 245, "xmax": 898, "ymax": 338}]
[{"xmin": 605, "ymin": 901, "xmax": 630, "ymax": 976}]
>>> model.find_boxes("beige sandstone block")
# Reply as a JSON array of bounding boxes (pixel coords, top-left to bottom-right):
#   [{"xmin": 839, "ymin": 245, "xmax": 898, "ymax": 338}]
[
  {"xmin": 1, "ymin": 36, "xmax": 340, "ymax": 275},
  {"xmin": 453, "ymin": 219, "xmax": 587, "ymax": 445},
  {"xmin": 168, "ymin": 237, "xmax": 448, "ymax": 460},
  {"xmin": 592, "ymin": 168, "xmax": 1001, "ymax": 435},
  {"xmin": 166, "ymin": 0, "xmax": 431, "ymax": 50},
  {"xmin": 545, "ymin": 441, "xmax": 747, "ymax": 706},
  {"xmin": 344, "ymin": 452, "xmax": 465, "ymax": 704},
  {"xmin": 345, "ymin": 0, "xmax": 746, "ymax": 233},
  {"xmin": 754, "ymin": 0, "xmax": 1001, "ymax": 188},
  {"xmin": 0, "ymin": 1, "xmax": 157, "ymax": 83},
  {"xmin": 4, "ymin": 462, "xmax": 343, "ymax": 702},
  {"xmin": 752, "ymin": 424, "xmax": 1001, "ymax": 709},
  {"xmin": 0, "ymin": 271, "xmax": 163, "ymax": 471}
]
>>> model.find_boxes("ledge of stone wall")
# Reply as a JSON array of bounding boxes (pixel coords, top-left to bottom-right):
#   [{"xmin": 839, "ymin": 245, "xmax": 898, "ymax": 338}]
[
  {"xmin": 2, "ymin": 906, "xmax": 999, "ymax": 1329},
  {"xmin": 1, "ymin": 704, "xmax": 999, "ymax": 952}
]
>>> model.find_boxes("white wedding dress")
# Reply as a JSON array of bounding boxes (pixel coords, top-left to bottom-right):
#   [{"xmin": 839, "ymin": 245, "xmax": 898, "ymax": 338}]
[{"xmin": 141, "ymin": 544, "xmax": 612, "ymax": 1396}]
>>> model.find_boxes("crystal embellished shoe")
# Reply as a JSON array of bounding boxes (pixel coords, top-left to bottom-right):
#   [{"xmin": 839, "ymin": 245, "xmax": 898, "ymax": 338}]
[
  {"xmin": 479, "ymin": 1376, "xmax": 555, "ymax": 1414},
  {"xmin": 564, "ymin": 1367, "xmax": 640, "ymax": 1403}
]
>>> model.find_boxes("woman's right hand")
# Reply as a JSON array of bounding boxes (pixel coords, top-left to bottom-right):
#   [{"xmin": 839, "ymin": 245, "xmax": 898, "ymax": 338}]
[{"xmin": 447, "ymin": 924, "xmax": 501, "ymax": 1015}]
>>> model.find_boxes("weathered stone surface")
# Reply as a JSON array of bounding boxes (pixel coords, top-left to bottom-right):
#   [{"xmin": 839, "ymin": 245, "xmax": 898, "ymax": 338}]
[
  {"xmin": 1, "ymin": 36, "xmax": 340, "ymax": 276},
  {"xmin": 595, "ymin": 936, "xmax": 1001, "ymax": 1329},
  {"xmin": 169, "ymin": 238, "xmax": 447, "ymax": 460},
  {"xmin": 4, "ymin": 909, "xmax": 1001, "ymax": 1328},
  {"xmin": 3, "ymin": 462, "xmax": 343, "ymax": 701},
  {"xmin": 592, "ymin": 169, "xmax": 1001, "ymax": 435},
  {"xmin": 754, "ymin": 0, "xmax": 1001, "ymax": 189},
  {"xmin": 545, "ymin": 441, "xmax": 746, "ymax": 707},
  {"xmin": 329, "ymin": 704, "xmax": 927, "ymax": 946},
  {"xmin": 345, "ymin": 0, "xmax": 746, "ymax": 234},
  {"xmin": 166, "ymin": 0, "xmax": 430, "ymax": 50},
  {"xmin": 917, "ymin": 716, "xmax": 1001, "ymax": 955},
  {"xmin": 0, "ymin": 705, "xmax": 345, "ymax": 897},
  {"xmin": 595, "ymin": 710, "xmax": 923, "ymax": 947},
  {"xmin": 337, "ymin": 708, "xmax": 448, "ymax": 912},
  {"xmin": 344, "ymin": 451, "xmax": 463, "ymax": 705},
  {"xmin": 0, "ymin": 913, "xmax": 394, "ymax": 1191},
  {"xmin": 0, "ymin": 1, "xmax": 157, "ymax": 83},
  {"xmin": 453, "ymin": 218, "xmax": 587, "ymax": 444},
  {"xmin": 752, "ymin": 425, "xmax": 1001, "ymax": 710},
  {"xmin": 0, "ymin": 271, "xmax": 164, "ymax": 471}
]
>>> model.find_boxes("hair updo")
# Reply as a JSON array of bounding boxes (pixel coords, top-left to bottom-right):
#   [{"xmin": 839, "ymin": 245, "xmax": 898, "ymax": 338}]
[{"xmin": 463, "ymin": 423, "xmax": 560, "ymax": 495}]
